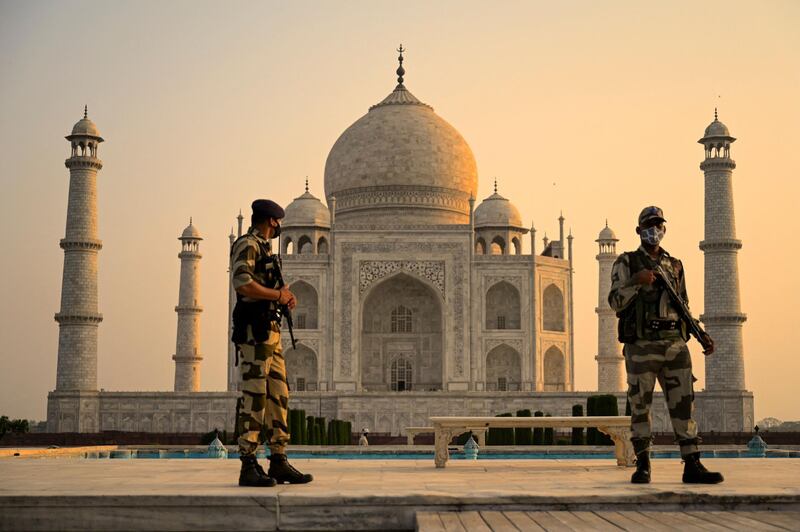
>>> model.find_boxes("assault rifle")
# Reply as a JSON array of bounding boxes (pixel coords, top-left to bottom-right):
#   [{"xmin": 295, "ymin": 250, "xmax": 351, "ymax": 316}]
[
  {"xmin": 271, "ymin": 254, "xmax": 298, "ymax": 350},
  {"xmin": 651, "ymin": 263, "xmax": 714, "ymax": 353}
]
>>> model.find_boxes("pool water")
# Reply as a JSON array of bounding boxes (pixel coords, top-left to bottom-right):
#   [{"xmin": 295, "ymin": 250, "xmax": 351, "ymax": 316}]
[{"xmin": 83, "ymin": 449, "xmax": 800, "ymax": 460}]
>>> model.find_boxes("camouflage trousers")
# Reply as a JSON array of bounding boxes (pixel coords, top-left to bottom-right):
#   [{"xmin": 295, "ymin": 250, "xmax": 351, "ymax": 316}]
[
  {"xmin": 624, "ymin": 338, "xmax": 699, "ymax": 457},
  {"xmin": 236, "ymin": 321, "xmax": 290, "ymax": 456}
]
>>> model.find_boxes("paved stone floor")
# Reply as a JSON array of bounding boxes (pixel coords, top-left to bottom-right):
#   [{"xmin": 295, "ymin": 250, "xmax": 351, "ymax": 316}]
[{"xmin": 0, "ymin": 457, "xmax": 798, "ymax": 530}]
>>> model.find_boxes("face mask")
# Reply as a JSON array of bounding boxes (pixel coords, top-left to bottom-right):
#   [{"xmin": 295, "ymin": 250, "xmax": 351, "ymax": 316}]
[
  {"xmin": 271, "ymin": 222, "xmax": 281, "ymax": 238},
  {"xmin": 640, "ymin": 225, "xmax": 665, "ymax": 246}
]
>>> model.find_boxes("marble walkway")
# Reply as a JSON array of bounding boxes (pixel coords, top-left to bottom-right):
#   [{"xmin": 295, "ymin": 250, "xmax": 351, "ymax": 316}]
[{"xmin": 0, "ymin": 457, "xmax": 798, "ymax": 530}]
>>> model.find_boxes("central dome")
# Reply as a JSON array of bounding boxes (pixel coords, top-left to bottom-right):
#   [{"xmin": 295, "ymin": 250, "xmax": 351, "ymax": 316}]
[{"xmin": 324, "ymin": 75, "xmax": 478, "ymax": 225}]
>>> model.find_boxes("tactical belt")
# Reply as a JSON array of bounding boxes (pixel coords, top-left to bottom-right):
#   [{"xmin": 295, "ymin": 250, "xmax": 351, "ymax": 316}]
[{"xmin": 647, "ymin": 319, "xmax": 679, "ymax": 331}]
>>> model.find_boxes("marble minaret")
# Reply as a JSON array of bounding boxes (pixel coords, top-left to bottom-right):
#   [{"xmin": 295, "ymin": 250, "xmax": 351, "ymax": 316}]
[
  {"xmin": 173, "ymin": 219, "xmax": 203, "ymax": 392},
  {"xmin": 698, "ymin": 110, "xmax": 747, "ymax": 391},
  {"xmin": 595, "ymin": 221, "xmax": 624, "ymax": 391},
  {"xmin": 55, "ymin": 107, "xmax": 104, "ymax": 392}
]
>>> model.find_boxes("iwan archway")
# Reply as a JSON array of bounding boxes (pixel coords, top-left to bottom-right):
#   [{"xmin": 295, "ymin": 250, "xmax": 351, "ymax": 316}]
[{"xmin": 359, "ymin": 272, "xmax": 443, "ymax": 391}]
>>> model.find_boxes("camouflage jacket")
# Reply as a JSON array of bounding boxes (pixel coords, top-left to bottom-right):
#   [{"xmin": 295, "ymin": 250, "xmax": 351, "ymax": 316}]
[
  {"xmin": 607, "ymin": 245, "xmax": 689, "ymax": 321},
  {"xmin": 230, "ymin": 227, "xmax": 278, "ymax": 302}
]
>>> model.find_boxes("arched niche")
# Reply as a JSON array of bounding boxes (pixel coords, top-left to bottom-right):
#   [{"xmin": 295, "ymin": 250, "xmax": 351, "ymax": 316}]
[
  {"xmin": 543, "ymin": 345, "xmax": 566, "ymax": 391},
  {"xmin": 290, "ymin": 280, "xmax": 318, "ymax": 329},
  {"xmin": 490, "ymin": 235, "xmax": 505, "ymax": 255},
  {"xmin": 485, "ymin": 344, "xmax": 521, "ymax": 391},
  {"xmin": 475, "ymin": 237, "xmax": 486, "ymax": 255},
  {"xmin": 512, "ymin": 237, "xmax": 521, "ymax": 255},
  {"xmin": 317, "ymin": 236, "xmax": 329, "ymax": 254},
  {"xmin": 360, "ymin": 273, "xmax": 443, "ymax": 391},
  {"xmin": 285, "ymin": 344, "xmax": 318, "ymax": 391},
  {"xmin": 543, "ymin": 284, "xmax": 565, "ymax": 332},
  {"xmin": 283, "ymin": 237, "xmax": 294, "ymax": 255},
  {"xmin": 485, "ymin": 281, "xmax": 521, "ymax": 330},
  {"xmin": 297, "ymin": 235, "xmax": 313, "ymax": 254}
]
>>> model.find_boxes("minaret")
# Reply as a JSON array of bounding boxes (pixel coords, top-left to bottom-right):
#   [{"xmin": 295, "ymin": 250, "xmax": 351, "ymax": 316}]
[
  {"xmin": 227, "ymin": 225, "xmax": 238, "ymax": 392},
  {"xmin": 698, "ymin": 110, "xmax": 746, "ymax": 391},
  {"xmin": 54, "ymin": 107, "xmax": 104, "ymax": 392},
  {"xmin": 173, "ymin": 219, "xmax": 203, "ymax": 392},
  {"xmin": 595, "ymin": 221, "xmax": 624, "ymax": 391},
  {"xmin": 567, "ymin": 228, "xmax": 575, "ymax": 390}
]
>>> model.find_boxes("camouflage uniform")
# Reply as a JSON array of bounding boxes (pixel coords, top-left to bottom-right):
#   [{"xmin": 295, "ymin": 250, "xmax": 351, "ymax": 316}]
[
  {"xmin": 231, "ymin": 227, "xmax": 290, "ymax": 457},
  {"xmin": 608, "ymin": 245, "xmax": 699, "ymax": 457}
]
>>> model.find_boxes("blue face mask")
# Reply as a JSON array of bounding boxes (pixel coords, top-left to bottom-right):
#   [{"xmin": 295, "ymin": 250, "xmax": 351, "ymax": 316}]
[{"xmin": 640, "ymin": 225, "xmax": 665, "ymax": 246}]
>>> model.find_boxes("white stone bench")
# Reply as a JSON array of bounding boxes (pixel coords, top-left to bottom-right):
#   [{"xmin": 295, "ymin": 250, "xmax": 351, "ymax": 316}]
[
  {"xmin": 429, "ymin": 415, "xmax": 634, "ymax": 468},
  {"xmin": 405, "ymin": 426, "xmax": 489, "ymax": 447}
]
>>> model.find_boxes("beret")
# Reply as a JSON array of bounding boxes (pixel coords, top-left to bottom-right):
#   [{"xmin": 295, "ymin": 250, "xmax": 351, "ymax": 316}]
[{"xmin": 252, "ymin": 199, "xmax": 285, "ymax": 219}]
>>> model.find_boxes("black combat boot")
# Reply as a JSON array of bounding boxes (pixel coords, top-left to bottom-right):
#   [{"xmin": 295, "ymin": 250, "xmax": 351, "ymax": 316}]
[
  {"xmin": 268, "ymin": 453, "xmax": 313, "ymax": 484},
  {"xmin": 239, "ymin": 454, "xmax": 277, "ymax": 487},
  {"xmin": 682, "ymin": 452, "xmax": 724, "ymax": 484},
  {"xmin": 630, "ymin": 438, "xmax": 651, "ymax": 484}
]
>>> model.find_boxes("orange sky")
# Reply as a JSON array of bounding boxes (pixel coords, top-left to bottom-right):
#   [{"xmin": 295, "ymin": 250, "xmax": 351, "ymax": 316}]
[{"xmin": 1, "ymin": 0, "xmax": 798, "ymax": 422}]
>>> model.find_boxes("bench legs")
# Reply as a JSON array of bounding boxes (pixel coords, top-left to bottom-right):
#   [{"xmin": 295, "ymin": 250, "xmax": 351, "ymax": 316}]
[
  {"xmin": 433, "ymin": 427, "xmax": 460, "ymax": 468},
  {"xmin": 407, "ymin": 433, "xmax": 414, "ymax": 446},
  {"xmin": 597, "ymin": 425, "xmax": 635, "ymax": 467}
]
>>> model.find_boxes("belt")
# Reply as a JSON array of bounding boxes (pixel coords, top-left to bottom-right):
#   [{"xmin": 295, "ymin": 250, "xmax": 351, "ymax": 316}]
[{"xmin": 647, "ymin": 319, "xmax": 679, "ymax": 331}]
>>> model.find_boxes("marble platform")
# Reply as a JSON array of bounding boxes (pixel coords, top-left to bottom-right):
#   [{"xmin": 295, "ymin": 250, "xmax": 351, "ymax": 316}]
[{"xmin": 0, "ymin": 457, "xmax": 798, "ymax": 530}]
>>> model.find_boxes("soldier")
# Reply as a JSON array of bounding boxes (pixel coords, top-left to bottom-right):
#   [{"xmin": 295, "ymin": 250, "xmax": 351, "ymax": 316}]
[
  {"xmin": 608, "ymin": 206, "xmax": 723, "ymax": 484},
  {"xmin": 230, "ymin": 199, "xmax": 313, "ymax": 487}
]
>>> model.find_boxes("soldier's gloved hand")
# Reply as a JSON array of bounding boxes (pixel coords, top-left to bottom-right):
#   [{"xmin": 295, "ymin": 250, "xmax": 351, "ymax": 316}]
[
  {"xmin": 702, "ymin": 335, "xmax": 715, "ymax": 356},
  {"xmin": 632, "ymin": 269, "xmax": 656, "ymax": 286}
]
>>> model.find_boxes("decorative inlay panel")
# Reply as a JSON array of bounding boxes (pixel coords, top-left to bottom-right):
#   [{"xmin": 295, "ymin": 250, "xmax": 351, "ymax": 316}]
[{"xmin": 359, "ymin": 260, "xmax": 445, "ymax": 295}]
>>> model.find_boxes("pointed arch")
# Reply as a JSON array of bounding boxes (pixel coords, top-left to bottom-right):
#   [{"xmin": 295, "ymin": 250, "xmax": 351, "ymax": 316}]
[
  {"xmin": 475, "ymin": 237, "xmax": 486, "ymax": 255},
  {"xmin": 485, "ymin": 343, "xmax": 521, "ymax": 391},
  {"xmin": 543, "ymin": 346, "xmax": 566, "ymax": 391},
  {"xmin": 284, "ymin": 344, "xmax": 318, "ymax": 391},
  {"xmin": 317, "ymin": 236, "xmax": 329, "ymax": 254},
  {"xmin": 543, "ymin": 284, "xmax": 565, "ymax": 331},
  {"xmin": 490, "ymin": 235, "xmax": 505, "ymax": 255},
  {"xmin": 290, "ymin": 280, "xmax": 318, "ymax": 329},
  {"xmin": 485, "ymin": 281, "xmax": 521, "ymax": 329},
  {"xmin": 297, "ymin": 235, "xmax": 313, "ymax": 254}
]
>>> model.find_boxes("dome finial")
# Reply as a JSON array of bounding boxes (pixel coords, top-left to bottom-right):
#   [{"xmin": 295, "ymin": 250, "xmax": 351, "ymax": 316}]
[
  {"xmin": 396, "ymin": 44, "xmax": 406, "ymax": 85},
  {"xmin": 494, "ymin": 178, "xmax": 498, "ymax": 194},
  {"xmin": 714, "ymin": 107, "xmax": 718, "ymax": 121},
  {"xmin": 84, "ymin": 105, "xmax": 88, "ymax": 119},
  {"xmin": 305, "ymin": 176, "xmax": 309, "ymax": 193},
  {"xmin": 189, "ymin": 216, "xmax": 193, "ymax": 225},
  {"xmin": 605, "ymin": 218, "xmax": 608, "ymax": 228}
]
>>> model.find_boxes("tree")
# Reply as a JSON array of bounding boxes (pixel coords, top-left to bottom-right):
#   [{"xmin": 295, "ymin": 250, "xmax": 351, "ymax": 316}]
[{"xmin": 0, "ymin": 416, "xmax": 9, "ymax": 435}]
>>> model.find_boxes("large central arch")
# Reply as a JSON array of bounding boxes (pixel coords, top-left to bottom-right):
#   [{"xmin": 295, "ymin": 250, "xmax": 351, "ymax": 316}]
[{"xmin": 360, "ymin": 272, "xmax": 443, "ymax": 391}]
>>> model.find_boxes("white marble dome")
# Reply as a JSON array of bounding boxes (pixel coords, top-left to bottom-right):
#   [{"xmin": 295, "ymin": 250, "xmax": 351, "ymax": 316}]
[
  {"xmin": 597, "ymin": 223, "xmax": 618, "ymax": 242},
  {"xmin": 180, "ymin": 221, "xmax": 202, "ymax": 240},
  {"xmin": 474, "ymin": 191, "xmax": 524, "ymax": 229},
  {"xmin": 284, "ymin": 189, "xmax": 331, "ymax": 228},
  {"xmin": 703, "ymin": 118, "xmax": 731, "ymax": 138},
  {"xmin": 324, "ymin": 83, "xmax": 478, "ymax": 224}
]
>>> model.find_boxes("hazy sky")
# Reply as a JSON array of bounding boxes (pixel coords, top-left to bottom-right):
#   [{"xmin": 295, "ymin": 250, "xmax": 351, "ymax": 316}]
[{"xmin": 1, "ymin": 1, "xmax": 798, "ymax": 422}]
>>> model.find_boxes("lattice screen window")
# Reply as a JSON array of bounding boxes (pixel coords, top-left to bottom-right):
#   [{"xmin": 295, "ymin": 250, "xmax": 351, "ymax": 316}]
[
  {"xmin": 296, "ymin": 377, "xmax": 306, "ymax": 391},
  {"xmin": 391, "ymin": 305, "xmax": 413, "ymax": 333},
  {"xmin": 498, "ymin": 377, "xmax": 507, "ymax": 391},
  {"xmin": 496, "ymin": 315, "xmax": 506, "ymax": 329},
  {"xmin": 391, "ymin": 358, "xmax": 413, "ymax": 391},
  {"xmin": 296, "ymin": 313, "xmax": 307, "ymax": 329}
]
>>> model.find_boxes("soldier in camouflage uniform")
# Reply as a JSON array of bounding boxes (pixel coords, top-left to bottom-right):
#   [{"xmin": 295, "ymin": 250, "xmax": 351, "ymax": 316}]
[
  {"xmin": 609, "ymin": 206, "xmax": 723, "ymax": 484},
  {"xmin": 231, "ymin": 199, "xmax": 313, "ymax": 487}
]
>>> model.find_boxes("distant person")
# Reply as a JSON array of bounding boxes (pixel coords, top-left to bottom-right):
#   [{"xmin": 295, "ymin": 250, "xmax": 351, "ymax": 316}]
[
  {"xmin": 230, "ymin": 199, "xmax": 313, "ymax": 487},
  {"xmin": 359, "ymin": 429, "xmax": 370, "ymax": 446},
  {"xmin": 609, "ymin": 206, "xmax": 723, "ymax": 485}
]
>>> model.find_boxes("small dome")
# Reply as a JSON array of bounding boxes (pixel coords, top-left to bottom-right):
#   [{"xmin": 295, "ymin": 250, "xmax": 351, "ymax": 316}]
[
  {"xmin": 180, "ymin": 221, "xmax": 202, "ymax": 240},
  {"xmin": 71, "ymin": 117, "xmax": 101, "ymax": 138},
  {"xmin": 474, "ymin": 192, "xmax": 523, "ymax": 229},
  {"xmin": 284, "ymin": 189, "xmax": 331, "ymax": 228},
  {"xmin": 703, "ymin": 119, "xmax": 730, "ymax": 138},
  {"xmin": 597, "ymin": 223, "xmax": 618, "ymax": 242}
]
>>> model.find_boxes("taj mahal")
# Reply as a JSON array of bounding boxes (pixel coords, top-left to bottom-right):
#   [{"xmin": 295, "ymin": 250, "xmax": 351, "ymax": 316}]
[{"xmin": 46, "ymin": 51, "xmax": 753, "ymax": 436}]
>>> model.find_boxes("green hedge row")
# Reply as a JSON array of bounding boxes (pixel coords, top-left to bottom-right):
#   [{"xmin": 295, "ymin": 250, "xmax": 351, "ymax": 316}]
[{"xmin": 285, "ymin": 410, "xmax": 351, "ymax": 445}]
